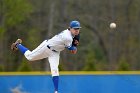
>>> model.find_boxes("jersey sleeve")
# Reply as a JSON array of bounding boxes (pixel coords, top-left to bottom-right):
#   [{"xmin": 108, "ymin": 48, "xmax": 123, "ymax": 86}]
[
  {"xmin": 64, "ymin": 37, "xmax": 72, "ymax": 48},
  {"xmin": 60, "ymin": 29, "xmax": 73, "ymax": 48},
  {"xmin": 61, "ymin": 33, "xmax": 72, "ymax": 48}
]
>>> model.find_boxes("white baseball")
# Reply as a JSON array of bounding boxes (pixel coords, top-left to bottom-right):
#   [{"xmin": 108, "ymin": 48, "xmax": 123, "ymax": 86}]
[{"xmin": 110, "ymin": 23, "xmax": 116, "ymax": 29}]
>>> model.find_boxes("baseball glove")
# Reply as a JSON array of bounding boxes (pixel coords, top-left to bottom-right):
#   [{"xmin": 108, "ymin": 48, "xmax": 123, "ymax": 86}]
[{"xmin": 72, "ymin": 34, "xmax": 80, "ymax": 47}]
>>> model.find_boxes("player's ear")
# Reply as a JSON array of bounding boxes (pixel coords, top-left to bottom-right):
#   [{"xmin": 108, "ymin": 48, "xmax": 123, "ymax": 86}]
[{"xmin": 68, "ymin": 27, "xmax": 71, "ymax": 30}]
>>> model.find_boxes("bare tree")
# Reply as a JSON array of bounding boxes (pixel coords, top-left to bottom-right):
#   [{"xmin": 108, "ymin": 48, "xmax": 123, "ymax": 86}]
[{"xmin": 45, "ymin": 0, "xmax": 57, "ymax": 71}]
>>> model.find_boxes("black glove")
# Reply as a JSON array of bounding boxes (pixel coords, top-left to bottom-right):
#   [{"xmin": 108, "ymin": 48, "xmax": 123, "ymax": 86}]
[{"xmin": 72, "ymin": 34, "xmax": 80, "ymax": 46}]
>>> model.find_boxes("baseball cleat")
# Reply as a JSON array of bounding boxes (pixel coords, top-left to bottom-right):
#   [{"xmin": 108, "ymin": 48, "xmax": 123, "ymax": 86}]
[
  {"xmin": 11, "ymin": 39, "xmax": 22, "ymax": 52},
  {"xmin": 54, "ymin": 91, "xmax": 58, "ymax": 93}
]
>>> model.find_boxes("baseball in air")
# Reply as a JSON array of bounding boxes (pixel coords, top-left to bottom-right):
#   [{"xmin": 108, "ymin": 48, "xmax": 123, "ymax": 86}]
[{"xmin": 110, "ymin": 22, "xmax": 116, "ymax": 29}]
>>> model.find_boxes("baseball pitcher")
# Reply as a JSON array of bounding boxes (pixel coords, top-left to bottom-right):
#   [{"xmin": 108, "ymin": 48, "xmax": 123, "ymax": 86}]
[{"xmin": 11, "ymin": 20, "xmax": 81, "ymax": 93}]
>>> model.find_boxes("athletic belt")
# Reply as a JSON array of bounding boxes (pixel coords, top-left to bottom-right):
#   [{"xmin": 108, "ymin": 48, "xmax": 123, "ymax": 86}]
[{"xmin": 47, "ymin": 45, "xmax": 57, "ymax": 52}]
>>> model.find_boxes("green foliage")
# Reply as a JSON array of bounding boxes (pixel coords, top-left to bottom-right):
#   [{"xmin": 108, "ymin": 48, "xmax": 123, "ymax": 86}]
[
  {"xmin": 0, "ymin": 0, "xmax": 33, "ymax": 71},
  {"xmin": 0, "ymin": 65, "xmax": 4, "ymax": 72},
  {"xmin": 27, "ymin": 28, "xmax": 41, "ymax": 49},
  {"xmin": 94, "ymin": 47, "xmax": 105, "ymax": 61},
  {"xmin": 17, "ymin": 58, "xmax": 32, "ymax": 72},
  {"xmin": 129, "ymin": 0, "xmax": 140, "ymax": 23},
  {"xmin": 83, "ymin": 48, "xmax": 97, "ymax": 71},
  {"xmin": 118, "ymin": 57, "xmax": 130, "ymax": 71},
  {"xmin": 3, "ymin": 0, "xmax": 33, "ymax": 27},
  {"xmin": 83, "ymin": 44, "xmax": 107, "ymax": 71},
  {"xmin": 0, "ymin": 27, "xmax": 5, "ymax": 38},
  {"xmin": 58, "ymin": 64, "xmax": 65, "ymax": 71}
]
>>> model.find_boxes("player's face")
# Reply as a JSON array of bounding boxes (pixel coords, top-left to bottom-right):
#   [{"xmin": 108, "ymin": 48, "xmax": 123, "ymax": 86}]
[{"xmin": 71, "ymin": 28, "xmax": 80, "ymax": 36}]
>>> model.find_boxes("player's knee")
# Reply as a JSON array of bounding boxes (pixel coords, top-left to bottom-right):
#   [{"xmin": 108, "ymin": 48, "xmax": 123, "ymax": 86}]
[
  {"xmin": 51, "ymin": 69, "xmax": 59, "ymax": 76},
  {"xmin": 24, "ymin": 50, "xmax": 36, "ymax": 61},
  {"xmin": 25, "ymin": 55, "xmax": 36, "ymax": 61},
  {"xmin": 26, "ymin": 57, "xmax": 35, "ymax": 61}
]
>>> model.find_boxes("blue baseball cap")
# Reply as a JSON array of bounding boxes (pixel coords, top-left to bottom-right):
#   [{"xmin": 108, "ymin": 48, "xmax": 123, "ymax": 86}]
[{"xmin": 70, "ymin": 21, "xmax": 81, "ymax": 28}]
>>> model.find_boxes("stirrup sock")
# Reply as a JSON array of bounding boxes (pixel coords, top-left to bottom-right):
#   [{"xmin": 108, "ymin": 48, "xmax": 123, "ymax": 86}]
[
  {"xmin": 17, "ymin": 44, "xmax": 28, "ymax": 54},
  {"xmin": 52, "ymin": 76, "xmax": 59, "ymax": 91}
]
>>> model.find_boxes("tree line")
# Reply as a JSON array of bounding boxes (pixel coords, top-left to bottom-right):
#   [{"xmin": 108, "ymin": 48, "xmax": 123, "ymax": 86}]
[{"xmin": 0, "ymin": 0, "xmax": 140, "ymax": 71}]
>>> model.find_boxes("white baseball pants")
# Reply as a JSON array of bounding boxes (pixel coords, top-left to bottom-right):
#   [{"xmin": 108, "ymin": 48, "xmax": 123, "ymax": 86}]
[{"xmin": 24, "ymin": 40, "xmax": 60, "ymax": 76}]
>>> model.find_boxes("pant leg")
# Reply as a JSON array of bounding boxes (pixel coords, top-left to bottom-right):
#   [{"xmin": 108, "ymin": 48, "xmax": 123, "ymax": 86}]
[
  {"xmin": 24, "ymin": 40, "xmax": 52, "ymax": 61},
  {"xmin": 48, "ymin": 52, "xmax": 60, "ymax": 76},
  {"xmin": 48, "ymin": 52, "xmax": 60, "ymax": 92}
]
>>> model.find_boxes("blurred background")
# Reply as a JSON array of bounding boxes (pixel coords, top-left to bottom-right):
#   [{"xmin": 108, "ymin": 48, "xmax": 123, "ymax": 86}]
[{"xmin": 0, "ymin": 0, "xmax": 140, "ymax": 72}]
